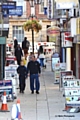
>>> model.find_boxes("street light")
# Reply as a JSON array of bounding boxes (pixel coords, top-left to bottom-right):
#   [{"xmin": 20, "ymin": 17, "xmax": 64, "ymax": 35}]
[{"xmin": 28, "ymin": 0, "xmax": 41, "ymax": 53}]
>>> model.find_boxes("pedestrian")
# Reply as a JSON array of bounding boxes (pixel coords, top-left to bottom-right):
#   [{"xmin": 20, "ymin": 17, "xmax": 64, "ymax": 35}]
[
  {"xmin": 28, "ymin": 52, "xmax": 34, "ymax": 61},
  {"xmin": 17, "ymin": 60, "xmax": 27, "ymax": 93},
  {"xmin": 15, "ymin": 44, "xmax": 23, "ymax": 65},
  {"xmin": 27, "ymin": 55, "xmax": 41, "ymax": 94},
  {"xmin": 14, "ymin": 37, "xmax": 18, "ymax": 52},
  {"xmin": 22, "ymin": 37, "xmax": 30, "ymax": 57}
]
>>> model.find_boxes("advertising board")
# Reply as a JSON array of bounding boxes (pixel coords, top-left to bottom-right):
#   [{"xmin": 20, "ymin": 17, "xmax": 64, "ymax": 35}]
[
  {"xmin": 63, "ymin": 79, "xmax": 80, "ymax": 107},
  {"xmin": 60, "ymin": 70, "xmax": 73, "ymax": 88},
  {"xmin": 0, "ymin": 80, "xmax": 13, "ymax": 101}
]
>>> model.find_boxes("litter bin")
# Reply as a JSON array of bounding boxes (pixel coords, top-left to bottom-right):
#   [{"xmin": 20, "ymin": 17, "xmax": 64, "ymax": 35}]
[{"xmin": 51, "ymin": 52, "xmax": 60, "ymax": 71}]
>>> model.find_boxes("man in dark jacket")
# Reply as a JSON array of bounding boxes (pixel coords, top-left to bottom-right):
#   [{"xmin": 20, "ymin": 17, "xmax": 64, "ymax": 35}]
[
  {"xmin": 17, "ymin": 60, "xmax": 27, "ymax": 93},
  {"xmin": 22, "ymin": 37, "xmax": 30, "ymax": 57},
  {"xmin": 14, "ymin": 37, "xmax": 18, "ymax": 51},
  {"xmin": 15, "ymin": 44, "xmax": 23, "ymax": 65},
  {"xmin": 27, "ymin": 55, "xmax": 41, "ymax": 94}
]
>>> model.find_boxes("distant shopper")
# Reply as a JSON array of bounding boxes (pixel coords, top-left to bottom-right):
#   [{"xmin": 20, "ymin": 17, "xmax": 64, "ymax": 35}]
[
  {"xmin": 38, "ymin": 46, "xmax": 45, "ymax": 67},
  {"xmin": 22, "ymin": 37, "xmax": 30, "ymax": 57},
  {"xmin": 28, "ymin": 52, "xmax": 34, "ymax": 61},
  {"xmin": 27, "ymin": 55, "xmax": 41, "ymax": 94},
  {"xmin": 14, "ymin": 37, "xmax": 18, "ymax": 51},
  {"xmin": 15, "ymin": 44, "xmax": 23, "ymax": 65},
  {"xmin": 17, "ymin": 60, "xmax": 27, "ymax": 93}
]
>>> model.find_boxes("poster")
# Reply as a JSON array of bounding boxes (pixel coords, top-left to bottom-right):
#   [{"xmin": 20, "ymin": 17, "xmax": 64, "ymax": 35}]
[
  {"xmin": 59, "ymin": 71, "xmax": 73, "ymax": 88},
  {"xmin": 0, "ymin": 80, "xmax": 13, "ymax": 101},
  {"xmin": 64, "ymin": 79, "xmax": 80, "ymax": 107},
  {"xmin": 5, "ymin": 65, "xmax": 18, "ymax": 79}
]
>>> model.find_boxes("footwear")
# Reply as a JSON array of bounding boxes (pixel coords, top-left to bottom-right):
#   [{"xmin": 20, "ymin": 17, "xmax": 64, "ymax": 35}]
[
  {"xmin": 31, "ymin": 91, "xmax": 34, "ymax": 94},
  {"xmin": 36, "ymin": 91, "xmax": 39, "ymax": 94},
  {"xmin": 22, "ymin": 91, "xmax": 24, "ymax": 94}
]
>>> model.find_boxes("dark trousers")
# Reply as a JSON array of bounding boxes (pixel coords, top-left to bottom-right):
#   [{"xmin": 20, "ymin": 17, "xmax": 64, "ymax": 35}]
[
  {"xmin": 30, "ymin": 74, "xmax": 40, "ymax": 91},
  {"xmin": 19, "ymin": 77, "xmax": 25, "ymax": 92},
  {"xmin": 17, "ymin": 59, "xmax": 21, "ymax": 65}
]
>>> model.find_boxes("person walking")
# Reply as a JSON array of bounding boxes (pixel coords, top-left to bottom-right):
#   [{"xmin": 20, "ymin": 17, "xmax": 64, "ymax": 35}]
[
  {"xmin": 38, "ymin": 46, "xmax": 45, "ymax": 67},
  {"xmin": 27, "ymin": 55, "xmax": 41, "ymax": 94},
  {"xmin": 14, "ymin": 37, "xmax": 18, "ymax": 52},
  {"xmin": 22, "ymin": 37, "xmax": 30, "ymax": 57},
  {"xmin": 15, "ymin": 44, "xmax": 23, "ymax": 65},
  {"xmin": 17, "ymin": 60, "xmax": 27, "ymax": 93}
]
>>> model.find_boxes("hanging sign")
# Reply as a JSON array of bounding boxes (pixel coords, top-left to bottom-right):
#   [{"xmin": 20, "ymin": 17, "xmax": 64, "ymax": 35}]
[{"xmin": 46, "ymin": 26, "xmax": 60, "ymax": 37}]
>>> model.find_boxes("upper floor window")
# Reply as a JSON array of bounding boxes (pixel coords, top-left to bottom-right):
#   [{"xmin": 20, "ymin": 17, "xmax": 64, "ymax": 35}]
[{"xmin": 13, "ymin": 26, "xmax": 24, "ymax": 43}]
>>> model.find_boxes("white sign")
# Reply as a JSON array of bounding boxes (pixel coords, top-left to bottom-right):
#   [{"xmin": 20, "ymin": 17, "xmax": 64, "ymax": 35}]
[
  {"xmin": 56, "ymin": 2, "xmax": 75, "ymax": 9},
  {"xmin": 5, "ymin": 65, "xmax": 18, "ymax": 80},
  {"xmin": 64, "ymin": 79, "xmax": 80, "ymax": 107},
  {"xmin": 52, "ymin": 57, "xmax": 60, "ymax": 71}
]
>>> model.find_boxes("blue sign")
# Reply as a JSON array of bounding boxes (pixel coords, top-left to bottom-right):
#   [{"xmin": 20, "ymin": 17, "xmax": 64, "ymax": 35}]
[
  {"xmin": 0, "ymin": 80, "xmax": 13, "ymax": 101},
  {"xmin": 9, "ymin": 6, "xmax": 23, "ymax": 16},
  {"xmin": 2, "ymin": 1, "xmax": 16, "ymax": 9}
]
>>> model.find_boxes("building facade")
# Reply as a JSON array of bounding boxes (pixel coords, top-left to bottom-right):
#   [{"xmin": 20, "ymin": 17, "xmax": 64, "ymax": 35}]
[{"xmin": 7, "ymin": 0, "xmax": 51, "ymax": 44}]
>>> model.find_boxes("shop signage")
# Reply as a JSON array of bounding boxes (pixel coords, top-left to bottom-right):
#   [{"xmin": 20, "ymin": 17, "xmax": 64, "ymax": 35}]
[
  {"xmin": 2, "ymin": 1, "xmax": 16, "ymax": 9},
  {"xmin": 9, "ymin": 6, "xmax": 23, "ymax": 16},
  {"xmin": 56, "ymin": 2, "xmax": 75, "ymax": 9},
  {"xmin": 62, "ymin": 32, "xmax": 73, "ymax": 47},
  {"xmin": 46, "ymin": 26, "xmax": 60, "ymax": 37}
]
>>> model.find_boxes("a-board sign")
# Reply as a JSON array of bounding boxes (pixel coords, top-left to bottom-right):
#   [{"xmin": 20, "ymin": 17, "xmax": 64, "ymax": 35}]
[
  {"xmin": 63, "ymin": 79, "xmax": 80, "ymax": 107},
  {"xmin": 59, "ymin": 70, "xmax": 73, "ymax": 88},
  {"xmin": 5, "ymin": 65, "xmax": 18, "ymax": 79},
  {"xmin": 0, "ymin": 80, "xmax": 13, "ymax": 101}
]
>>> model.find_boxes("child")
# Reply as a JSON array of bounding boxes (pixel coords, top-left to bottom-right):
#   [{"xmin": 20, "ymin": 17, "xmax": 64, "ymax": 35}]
[{"xmin": 17, "ymin": 60, "xmax": 27, "ymax": 93}]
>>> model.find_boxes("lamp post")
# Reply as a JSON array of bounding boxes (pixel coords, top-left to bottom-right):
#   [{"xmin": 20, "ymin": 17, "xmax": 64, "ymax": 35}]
[
  {"xmin": 27, "ymin": 0, "xmax": 42, "ymax": 53},
  {"xmin": 78, "ymin": 0, "xmax": 80, "ymax": 16}
]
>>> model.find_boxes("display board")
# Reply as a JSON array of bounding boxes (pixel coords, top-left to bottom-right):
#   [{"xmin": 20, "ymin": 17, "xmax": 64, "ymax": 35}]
[
  {"xmin": 63, "ymin": 79, "xmax": 80, "ymax": 107},
  {"xmin": 0, "ymin": 80, "xmax": 13, "ymax": 101},
  {"xmin": 59, "ymin": 70, "xmax": 73, "ymax": 89},
  {"xmin": 54, "ymin": 63, "xmax": 66, "ymax": 84},
  {"xmin": 5, "ymin": 65, "xmax": 18, "ymax": 79}
]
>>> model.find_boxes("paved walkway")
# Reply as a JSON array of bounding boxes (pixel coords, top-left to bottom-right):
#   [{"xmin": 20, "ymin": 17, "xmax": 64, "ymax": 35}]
[{"xmin": 0, "ymin": 61, "xmax": 80, "ymax": 120}]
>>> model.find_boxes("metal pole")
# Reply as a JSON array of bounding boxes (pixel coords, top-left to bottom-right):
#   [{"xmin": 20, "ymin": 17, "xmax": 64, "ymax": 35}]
[{"xmin": 32, "ymin": 28, "xmax": 34, "ymax": 54}]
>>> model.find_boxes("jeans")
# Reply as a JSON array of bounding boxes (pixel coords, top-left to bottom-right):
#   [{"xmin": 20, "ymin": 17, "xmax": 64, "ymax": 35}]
[
  {"xmin": 40, "ymin": 58, "xmax": 44, "ymax": 67},
  {"xmin": 30, "ymin": 74, "xmax": 40, "ymax": 91}
]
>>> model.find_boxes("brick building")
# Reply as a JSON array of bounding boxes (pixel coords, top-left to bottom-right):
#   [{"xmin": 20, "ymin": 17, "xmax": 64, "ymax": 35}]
[{"xmin": 7, "ymin": 0, "xmax": 51, "ymax": 44}]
